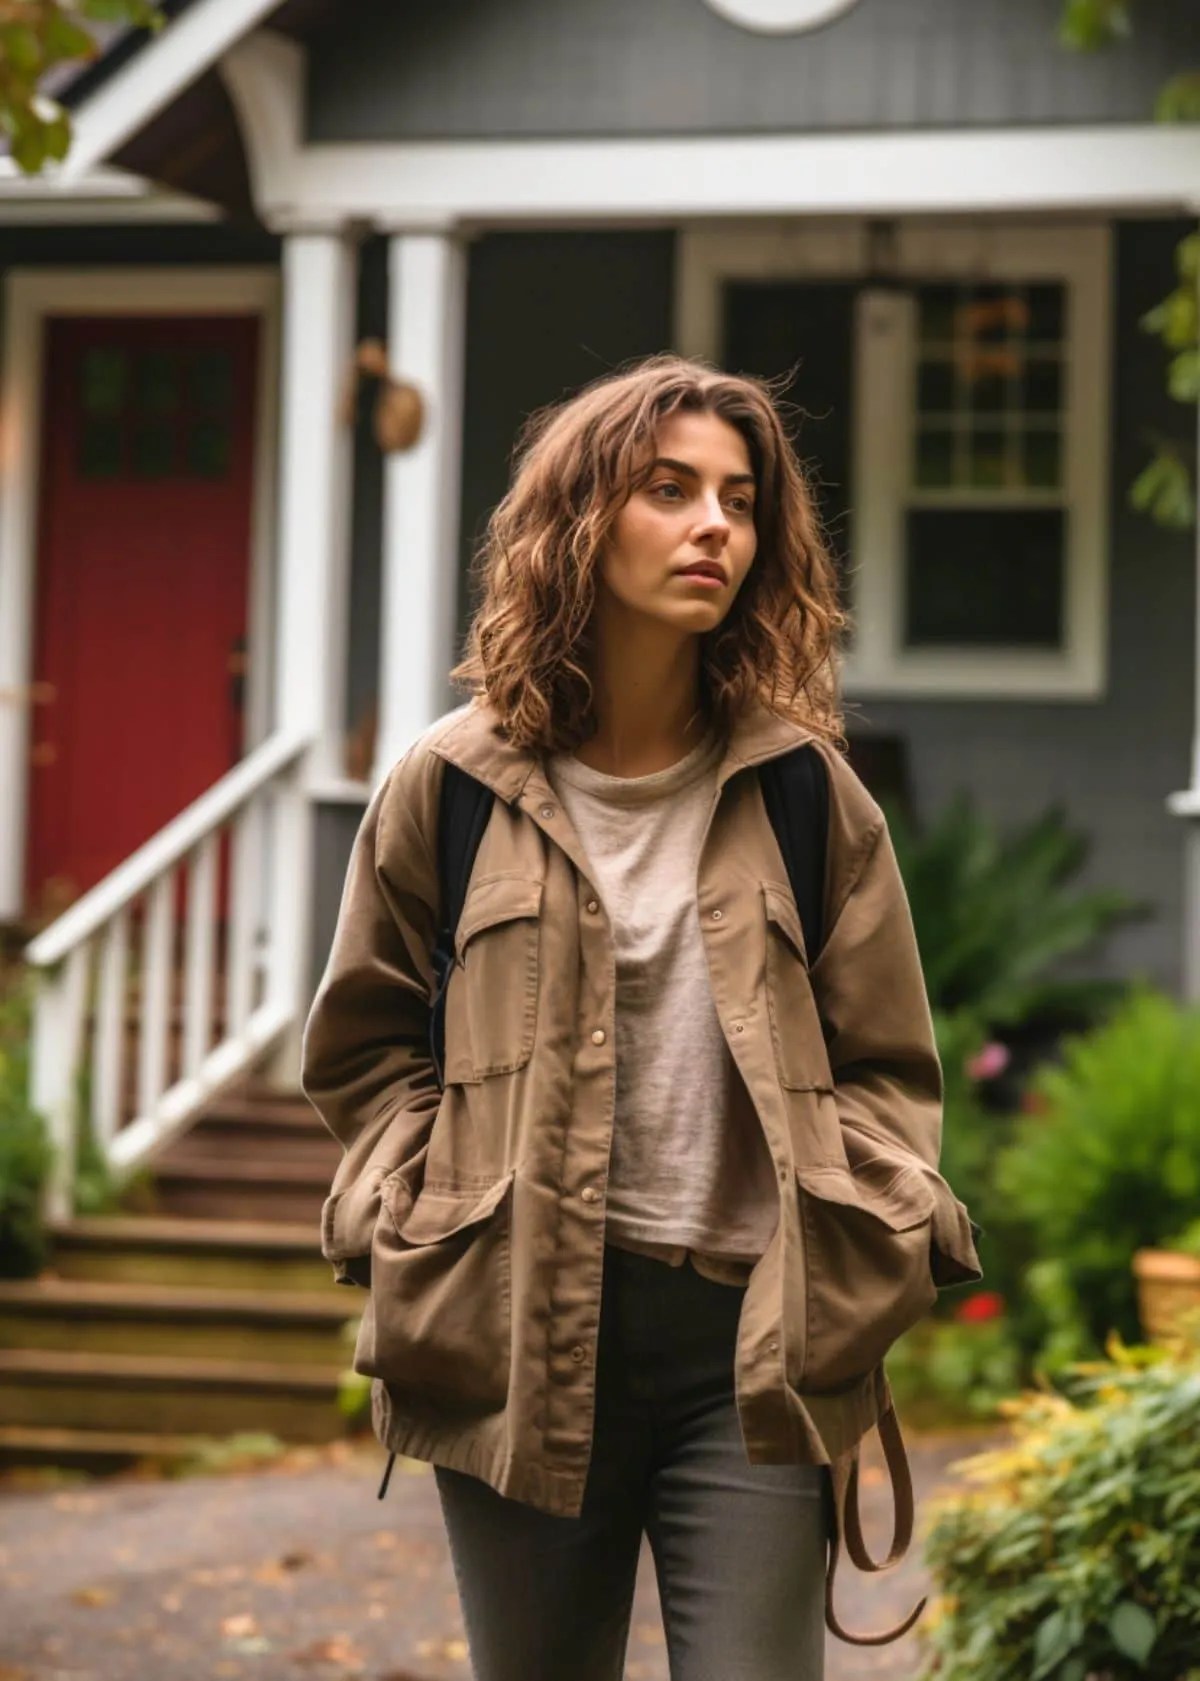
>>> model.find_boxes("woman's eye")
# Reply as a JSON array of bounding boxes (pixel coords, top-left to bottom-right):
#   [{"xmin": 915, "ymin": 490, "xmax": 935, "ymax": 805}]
[{"xmin": 651, "ymin": 481, "xmax": 684, "ymax": 500}]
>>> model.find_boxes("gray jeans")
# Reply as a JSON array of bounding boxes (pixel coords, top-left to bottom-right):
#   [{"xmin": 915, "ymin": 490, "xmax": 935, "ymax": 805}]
[{"xmin": 434, "ymin": 1240, "xmax": 829, "ymax": 1681}]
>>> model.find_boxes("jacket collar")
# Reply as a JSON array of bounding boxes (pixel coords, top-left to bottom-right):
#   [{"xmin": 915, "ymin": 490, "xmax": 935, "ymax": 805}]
[{"xmin": 431, "ymin": 694, "xmax": 818, "ymax": 806}]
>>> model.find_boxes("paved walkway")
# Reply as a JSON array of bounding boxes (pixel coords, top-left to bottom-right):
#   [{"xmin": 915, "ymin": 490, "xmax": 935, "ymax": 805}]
[{"xmin": 0, "ymin": 1430, "xmax": 995, "ymax": 1680}]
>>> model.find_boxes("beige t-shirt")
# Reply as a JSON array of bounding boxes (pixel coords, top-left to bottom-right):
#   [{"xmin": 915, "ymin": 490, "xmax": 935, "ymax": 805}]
[{"xmin": 545, "ymin": 728, "xmax": 779, "ymax": 1286}]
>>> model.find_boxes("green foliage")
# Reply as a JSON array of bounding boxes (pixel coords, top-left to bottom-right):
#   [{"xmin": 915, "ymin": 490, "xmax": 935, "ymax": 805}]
[
  {"xmin": 1165, "ymin": 1218, "xmax": 1200, "ymax": 1260},
  {"xmin": 918, "ymin": 1333, "xmax": 1200, "ymax": 1680},
  {"xmin": 887, "ymin": 1312, "xmax": 1023, "ymax": 1429},
  {"xmin": 997, "ymin": 988, "xmax": 1200, "ymax": 1359},
  {"xmin": 1060, "ymin": 4, "xmax": 1199, "ymax": 530},
  {"xmin": 0, "ymin": 1, "xmax": 164, "ymax": 175},
  {"xmin": 169, "ymin": 1432, "xmax": 287, "ymax": 1478},
  {"xmin": 1059, "ymin": 0, "xmax": 1132, "ymax": 51},
  {"xmin": 886, "ymin": 794, "xmax": 1140, "ymax": 1033},
  {"xmin": 0, "ymin": 968, "xmax": 53, "ymax": 1277}
]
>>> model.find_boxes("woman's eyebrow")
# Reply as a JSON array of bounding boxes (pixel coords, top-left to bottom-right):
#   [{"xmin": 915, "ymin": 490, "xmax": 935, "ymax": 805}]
[{"xmin": 651, "ymin": 456, "xmax": 756, "ymax": 487}]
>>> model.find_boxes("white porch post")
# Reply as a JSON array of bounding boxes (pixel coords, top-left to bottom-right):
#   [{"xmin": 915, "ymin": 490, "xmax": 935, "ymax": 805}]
[
  {"xmin": 1166, "ymin": 221, "xmax": 1200, "ymax": 1003},
  {"xmin": 372, "ymin": 230, "xmax": 468, "ymax": 784},
  {"xmin": 266, "ymin": 226, "xmax": 358, "ymax": 1078}
]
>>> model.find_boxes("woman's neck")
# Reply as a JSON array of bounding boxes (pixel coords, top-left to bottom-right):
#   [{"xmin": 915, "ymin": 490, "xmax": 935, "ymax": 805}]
[{"xmin": 573, "ymin": 644, "xmax": 709, "ymax": 778}]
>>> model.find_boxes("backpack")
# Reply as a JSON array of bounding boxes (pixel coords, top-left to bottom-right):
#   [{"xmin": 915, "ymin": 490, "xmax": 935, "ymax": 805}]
[{"xmin": 419, "ymin": 745, "xmax": 922, "ymax": 1649}]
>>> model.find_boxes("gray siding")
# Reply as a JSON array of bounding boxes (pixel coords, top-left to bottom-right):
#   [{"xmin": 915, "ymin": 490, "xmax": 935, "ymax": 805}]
[{"xmin": 307, "ymin": 0, "xmax": 1196, "ymax": 141}]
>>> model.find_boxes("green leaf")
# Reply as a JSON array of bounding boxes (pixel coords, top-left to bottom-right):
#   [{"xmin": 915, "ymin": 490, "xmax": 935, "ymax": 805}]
[
  {"xmin": 1032, "ymin": 1608, "xmax": 1074, "ymax": 1679},
  {"xmin": 1156, "ymin": 72, "xmax": 1200, "ymax": 125},
  {"xmin": 1168, "ymin": 349, "xmax": 1200, "ymax": 404},
  {"xmin": 0, "ymin": 24, "xmax": 43, "ymax": 74},
  {"xmin": 1108, "ymin": 1599, "xmax": 1157, "ymax": 1663}
]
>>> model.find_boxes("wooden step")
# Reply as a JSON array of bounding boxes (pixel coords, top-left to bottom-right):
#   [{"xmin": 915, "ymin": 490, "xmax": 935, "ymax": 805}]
[
  {"xmin": 50, "ymin": 1216, "xmax": 336, "ymax": 1293},
  {"xmin": 0, "ymin": 1424, "xmax": 211, "ymax": 1475},
  {"xmin": 0, "ymin": 1349, "xmax": 347, "ymax": 1442},
  {"xmin": 0, "ymin": 1277, "xmax": 357, "ymax": 1366}
]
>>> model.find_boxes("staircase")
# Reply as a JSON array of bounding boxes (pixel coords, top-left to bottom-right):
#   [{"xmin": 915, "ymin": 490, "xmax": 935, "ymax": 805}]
[{"xmin": 0, "ymin": 1084, "xmax": 358, "ymax": 1475}]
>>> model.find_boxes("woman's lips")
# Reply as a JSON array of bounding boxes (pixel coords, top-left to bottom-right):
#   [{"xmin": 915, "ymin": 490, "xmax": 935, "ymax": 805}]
[{"xmin": 674, "ymin": 568, "xmax": 724, "ymax": 588}]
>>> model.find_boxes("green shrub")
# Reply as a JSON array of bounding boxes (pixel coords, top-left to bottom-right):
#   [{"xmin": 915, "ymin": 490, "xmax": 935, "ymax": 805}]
[
  {"xmin": 919, "ymin": 1333, "xmax": 1200, "ymax": 1680},
  {"xmin": 0, "ymin": 970, "xmax": 53, "ymax": 1277},
  {"xmin": 886, "ymin": 793, "xmax": 1142, "ymax": 1031},
  {"xmin": 887, "ymin": 1304, "xmax": 1023, "ymax": 1429},
  {"xmin": 997, "ymin": 988, "xmax": 1200, "ymax": 1359}
]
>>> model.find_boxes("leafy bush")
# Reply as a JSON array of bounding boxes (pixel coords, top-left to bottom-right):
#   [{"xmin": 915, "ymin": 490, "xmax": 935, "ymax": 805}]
[
  {"xmin": 0, "ymin": 969, "xmax": 53, "ymax": 1277},
  {"xmin": 997, "ymin": 988, "xmax": 1200, "ymax": 1358},
  {"xmin": 886, "ymin": 793, "xmax": 1142, "ymax": 1033},
  {"xmin": 919, "ymin": 1332, "xmax": 1200, "ymax": 1680},
  {"xmin": 887, "ymin": 1294, "xmax": 1022, "ymax": 1428}
]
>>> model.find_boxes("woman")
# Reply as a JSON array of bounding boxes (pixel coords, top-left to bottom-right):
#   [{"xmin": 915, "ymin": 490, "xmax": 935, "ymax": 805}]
[{"xmin": 301, "ymin": 354, "xmax": 982, "ymax": 1680}]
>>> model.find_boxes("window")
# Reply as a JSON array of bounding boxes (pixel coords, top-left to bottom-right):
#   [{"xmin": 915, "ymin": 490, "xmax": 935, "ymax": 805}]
[
  {"xmin": 847, "ymin": 226, "xmax": 1110, "ymax": 698},
  {"xmin": 676, "ymin": 219, "xmax": 1111, "ymax": 701}
]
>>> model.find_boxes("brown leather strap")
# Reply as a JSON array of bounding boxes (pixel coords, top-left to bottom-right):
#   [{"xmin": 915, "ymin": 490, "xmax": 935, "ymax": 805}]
[{"xmin": 824, "ymin": 1405, "xmax": 928, "ymax": 1647}]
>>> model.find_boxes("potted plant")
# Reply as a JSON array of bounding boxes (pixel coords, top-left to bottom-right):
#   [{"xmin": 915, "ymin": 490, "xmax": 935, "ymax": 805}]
[{"xmin": 1133, "ymin": 1218, "xmax": 1200, "ymax": 1343}]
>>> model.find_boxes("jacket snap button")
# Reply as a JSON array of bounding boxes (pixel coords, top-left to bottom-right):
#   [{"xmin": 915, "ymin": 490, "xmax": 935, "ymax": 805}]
[
  {"xmin": 586, "ymin": 899, "xmax": 599, "ymax": 914},
  {"xmin": 591, "ymin": 1028, "xmax": 606, "ymax": 1046},
  {"xmin": 768, "ymin": 1340, "xmax": 779, "ymax": 1354},
  {"xmin": 580, "ymin": 1186, "xmax": 599, "ymax": 1203},
  {"xmin": 734, "ymin": 1022, "xmax": 744, "ymax": 1033},
  {"xmin": 570, "ymin": 1345, "xmax": 586, "ymax": 1362},
  {"xmin": 710, "ymin": 908, "xmax": 723, "ymax": 920},
  {"xmin": 540, "ymin": 804, "xmax": 556, "ymax": 819}
]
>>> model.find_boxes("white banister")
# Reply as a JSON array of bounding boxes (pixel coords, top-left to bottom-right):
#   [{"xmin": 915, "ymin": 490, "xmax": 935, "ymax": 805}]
[
  {"xmin": 92, "ymin": 907, "xmax": 129, "ymax": 1150},
  {"xmin": 183, "ymin": 833, "xmax": 218, "ymax": 1079},
  {"xmin": 25, "ymin": 730, "xmax": 311, "ymax": 1223}
]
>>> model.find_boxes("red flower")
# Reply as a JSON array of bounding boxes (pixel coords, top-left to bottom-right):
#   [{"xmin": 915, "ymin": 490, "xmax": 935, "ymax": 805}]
[{"xmin": 954, "ymin": 1291, "xmax": 1006, "ymax": 1325}]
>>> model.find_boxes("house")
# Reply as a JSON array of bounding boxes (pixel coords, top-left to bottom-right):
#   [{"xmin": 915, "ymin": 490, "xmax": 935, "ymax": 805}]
[{"xmin": 2, "ymin": 0, "xmax": 1200, "ymax": 1228}]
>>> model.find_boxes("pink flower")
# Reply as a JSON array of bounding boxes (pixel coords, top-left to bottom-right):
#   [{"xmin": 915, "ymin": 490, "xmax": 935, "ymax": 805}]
[
  {"xmin": 954, "ymin": 1292, "xmax": 1006, "ymax": 1325},
  {"xmin": 966, "ymin": 1041, "xmax": 1010, "ymax": 1082}
]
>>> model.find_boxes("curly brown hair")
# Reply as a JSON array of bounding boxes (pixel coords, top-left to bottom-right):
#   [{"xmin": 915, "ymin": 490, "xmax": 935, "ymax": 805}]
[{"xmin": 450, "ymin": 352, "xmax": 849, "ymax": 752}]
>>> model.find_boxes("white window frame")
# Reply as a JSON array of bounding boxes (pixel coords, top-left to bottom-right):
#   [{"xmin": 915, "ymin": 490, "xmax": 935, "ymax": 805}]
[{"xmin": 675, "ymin": 219, "xmax": 1112, "ymax": 701}]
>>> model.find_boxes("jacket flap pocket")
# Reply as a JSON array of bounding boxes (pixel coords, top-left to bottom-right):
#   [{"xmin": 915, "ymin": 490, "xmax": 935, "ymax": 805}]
[
  {"xmin": 387, "ymin": 1169, "xmax": 515, "ymax": 1246},
  {"xmin": 796, "ymin": 1162, "xmax": 935, "ymax": 1232},
  {"xmin": 455, "ymin": 876, "xmax": 543, "ymax": 964},
  {"xmin": 762, "ymin": 881, "xmax": 808, "ymax": 966}
]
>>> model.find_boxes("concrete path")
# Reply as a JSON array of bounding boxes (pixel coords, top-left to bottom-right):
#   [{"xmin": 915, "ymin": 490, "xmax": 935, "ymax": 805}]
[{"xmin": 0, "ymin": 1430, "xmax": 995, "ymax": 1680}]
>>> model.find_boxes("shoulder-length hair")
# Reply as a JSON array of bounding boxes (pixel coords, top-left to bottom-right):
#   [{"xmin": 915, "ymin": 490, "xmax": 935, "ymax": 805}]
[{"xmin": 450, "ymin": 352, "xmax": 849, "ymax": 752}]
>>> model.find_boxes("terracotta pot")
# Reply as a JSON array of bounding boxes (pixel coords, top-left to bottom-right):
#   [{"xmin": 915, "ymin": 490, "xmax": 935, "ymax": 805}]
[{"xmin": 1132, "ymin": 1248, "xmax": 1200, "ymax": 1343}]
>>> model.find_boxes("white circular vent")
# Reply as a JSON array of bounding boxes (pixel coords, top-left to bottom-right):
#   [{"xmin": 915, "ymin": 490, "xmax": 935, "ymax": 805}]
[{"xmin": 702, "ymin": 0, "xmax": 863, "ymax": 33}]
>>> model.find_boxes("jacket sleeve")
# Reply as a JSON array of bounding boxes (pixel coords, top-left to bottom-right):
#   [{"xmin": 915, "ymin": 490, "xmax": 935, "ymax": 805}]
[
  {"xmin": 808, "ymin": 813, "xmax": 983, "ymax": 1289},
  {"xmin": 300, "ymin": 751, "xmax": 443, "ymax": 1285}
]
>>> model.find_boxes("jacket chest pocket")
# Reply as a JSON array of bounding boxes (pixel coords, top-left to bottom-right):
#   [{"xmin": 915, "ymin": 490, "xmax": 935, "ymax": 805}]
[
  {"xmin": 761, "ymin": 881, "xmax": 832, "ymax": 1091},
  {"xmin": 443, "ymin": 874, "xmax": 543, "ymax": 1084}
]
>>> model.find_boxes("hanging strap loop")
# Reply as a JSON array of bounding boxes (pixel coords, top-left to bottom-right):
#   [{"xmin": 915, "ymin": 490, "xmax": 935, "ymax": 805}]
[{"xmin": 824, "ymin": 1404, "xmax": 927, "ymax": 1647}]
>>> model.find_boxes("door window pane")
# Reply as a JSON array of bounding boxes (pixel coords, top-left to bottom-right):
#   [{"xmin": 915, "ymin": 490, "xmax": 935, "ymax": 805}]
[
  {"xmin": 79, "ymin": 418, "xmax": 123, "ymax": 478},
  {"xmin": 81, "ymin": 348, "xmax": 127, "ymax": 417},
  {"xmin": 136, "ymin": 351, "xmax": 180, "ymax": 416}
]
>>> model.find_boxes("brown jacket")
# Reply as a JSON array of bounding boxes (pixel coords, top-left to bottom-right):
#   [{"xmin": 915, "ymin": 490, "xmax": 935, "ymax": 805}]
[{"xmin": 301, "ymin": 695, "xmax": 982, "ymax": 1630}]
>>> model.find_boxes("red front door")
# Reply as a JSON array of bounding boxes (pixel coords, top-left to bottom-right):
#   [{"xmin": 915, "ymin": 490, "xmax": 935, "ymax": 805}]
[{"xmin": 25, "ymin": 315, "xmax": 261, "ymax": 922}]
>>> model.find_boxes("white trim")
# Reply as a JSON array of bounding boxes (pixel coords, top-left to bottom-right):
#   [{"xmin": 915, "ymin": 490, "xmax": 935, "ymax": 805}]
[
  {"xmin": 56, "ymin": 0, "xmax": 285, "ymax": 184},
  {"xmin": 0, "ymin": 159, "xmax": 219, "ymax": 222},
  {"xmin": 675, "ymin": 219, "xmax": 1112, "ymax": 701},
  {"xmin": 255, "ymin": 128, "xmax": 1200, "ymax": 228},
  {"xmin": 0, "ymin": 265, "xmax": 280, "ymax": 922},
  {"xmin": 702, "ymin": 0, "xmax": 864, "ymax": 32},
  {"xmin": 219, "ymin": 30, "xmax": 305, "ymax": 217},
  {"xmin": 373, "ymin": 233, "xmax": 469, "ymax": 781}
]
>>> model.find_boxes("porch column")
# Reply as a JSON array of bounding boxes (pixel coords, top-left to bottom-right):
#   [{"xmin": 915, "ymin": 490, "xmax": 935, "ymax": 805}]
[
  {"xmin": 372, "ymin": 230, "xmax": 469, "ymax": 784},
  {"xmin": 268, "ymin": 226, "xmax": 358, "ymax": 1077},
  {"xmin": 1166, "ymin": 220, "xmax": 1200, "ymax": 1002}
]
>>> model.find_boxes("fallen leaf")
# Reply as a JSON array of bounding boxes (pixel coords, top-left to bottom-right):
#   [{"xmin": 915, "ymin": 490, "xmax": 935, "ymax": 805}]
[
  {"xmin": 0, "ymin": 1665, "xmax": 31, "ymax": 1680},
  {"xmin": 367, "ymin": 1602, "xmax": 386, "ymax": 1620},
  {"xmin": 160, "ymin": 1594, "xmax": 182, "ymax": 1614},
  {"xmin": 71, "ymin": 1585, "xmax": 115, "ymax": 1608},
  {"xmin": 291, "ymin": 1635, "xmax": 366, "ymax": 1668},
  {"xmin": 371, "ymin": 1530, "xmax": 399, "ymax": 1550},
  {"xmin": 220, "ymin": 1612, "xmax": 259, "ymax": 1639},
  {"xmin": 280, "ymin": 1549, "xmax": 312, "ymax": 1571}
]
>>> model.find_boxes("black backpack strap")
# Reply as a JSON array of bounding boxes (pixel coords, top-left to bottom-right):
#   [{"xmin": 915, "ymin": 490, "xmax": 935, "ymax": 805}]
[
  {"xmin": 758, "ymin": 743, "xmax": 829, "ymax": 966},
  {"xmin": 428, "ymin": 760, "xmax": 495, "ymax": 1090}
]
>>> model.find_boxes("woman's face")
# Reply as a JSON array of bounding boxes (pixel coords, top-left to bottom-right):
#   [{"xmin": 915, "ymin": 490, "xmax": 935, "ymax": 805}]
[{"xmin": 598, "ymin": 409, "xmax": 758, "ymax": 638}]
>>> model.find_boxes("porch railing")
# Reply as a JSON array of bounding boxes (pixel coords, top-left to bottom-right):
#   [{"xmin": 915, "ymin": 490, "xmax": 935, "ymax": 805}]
[{"xmin": 24, "ymin": 730, "xmax": 313, "ymax": 1222}]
